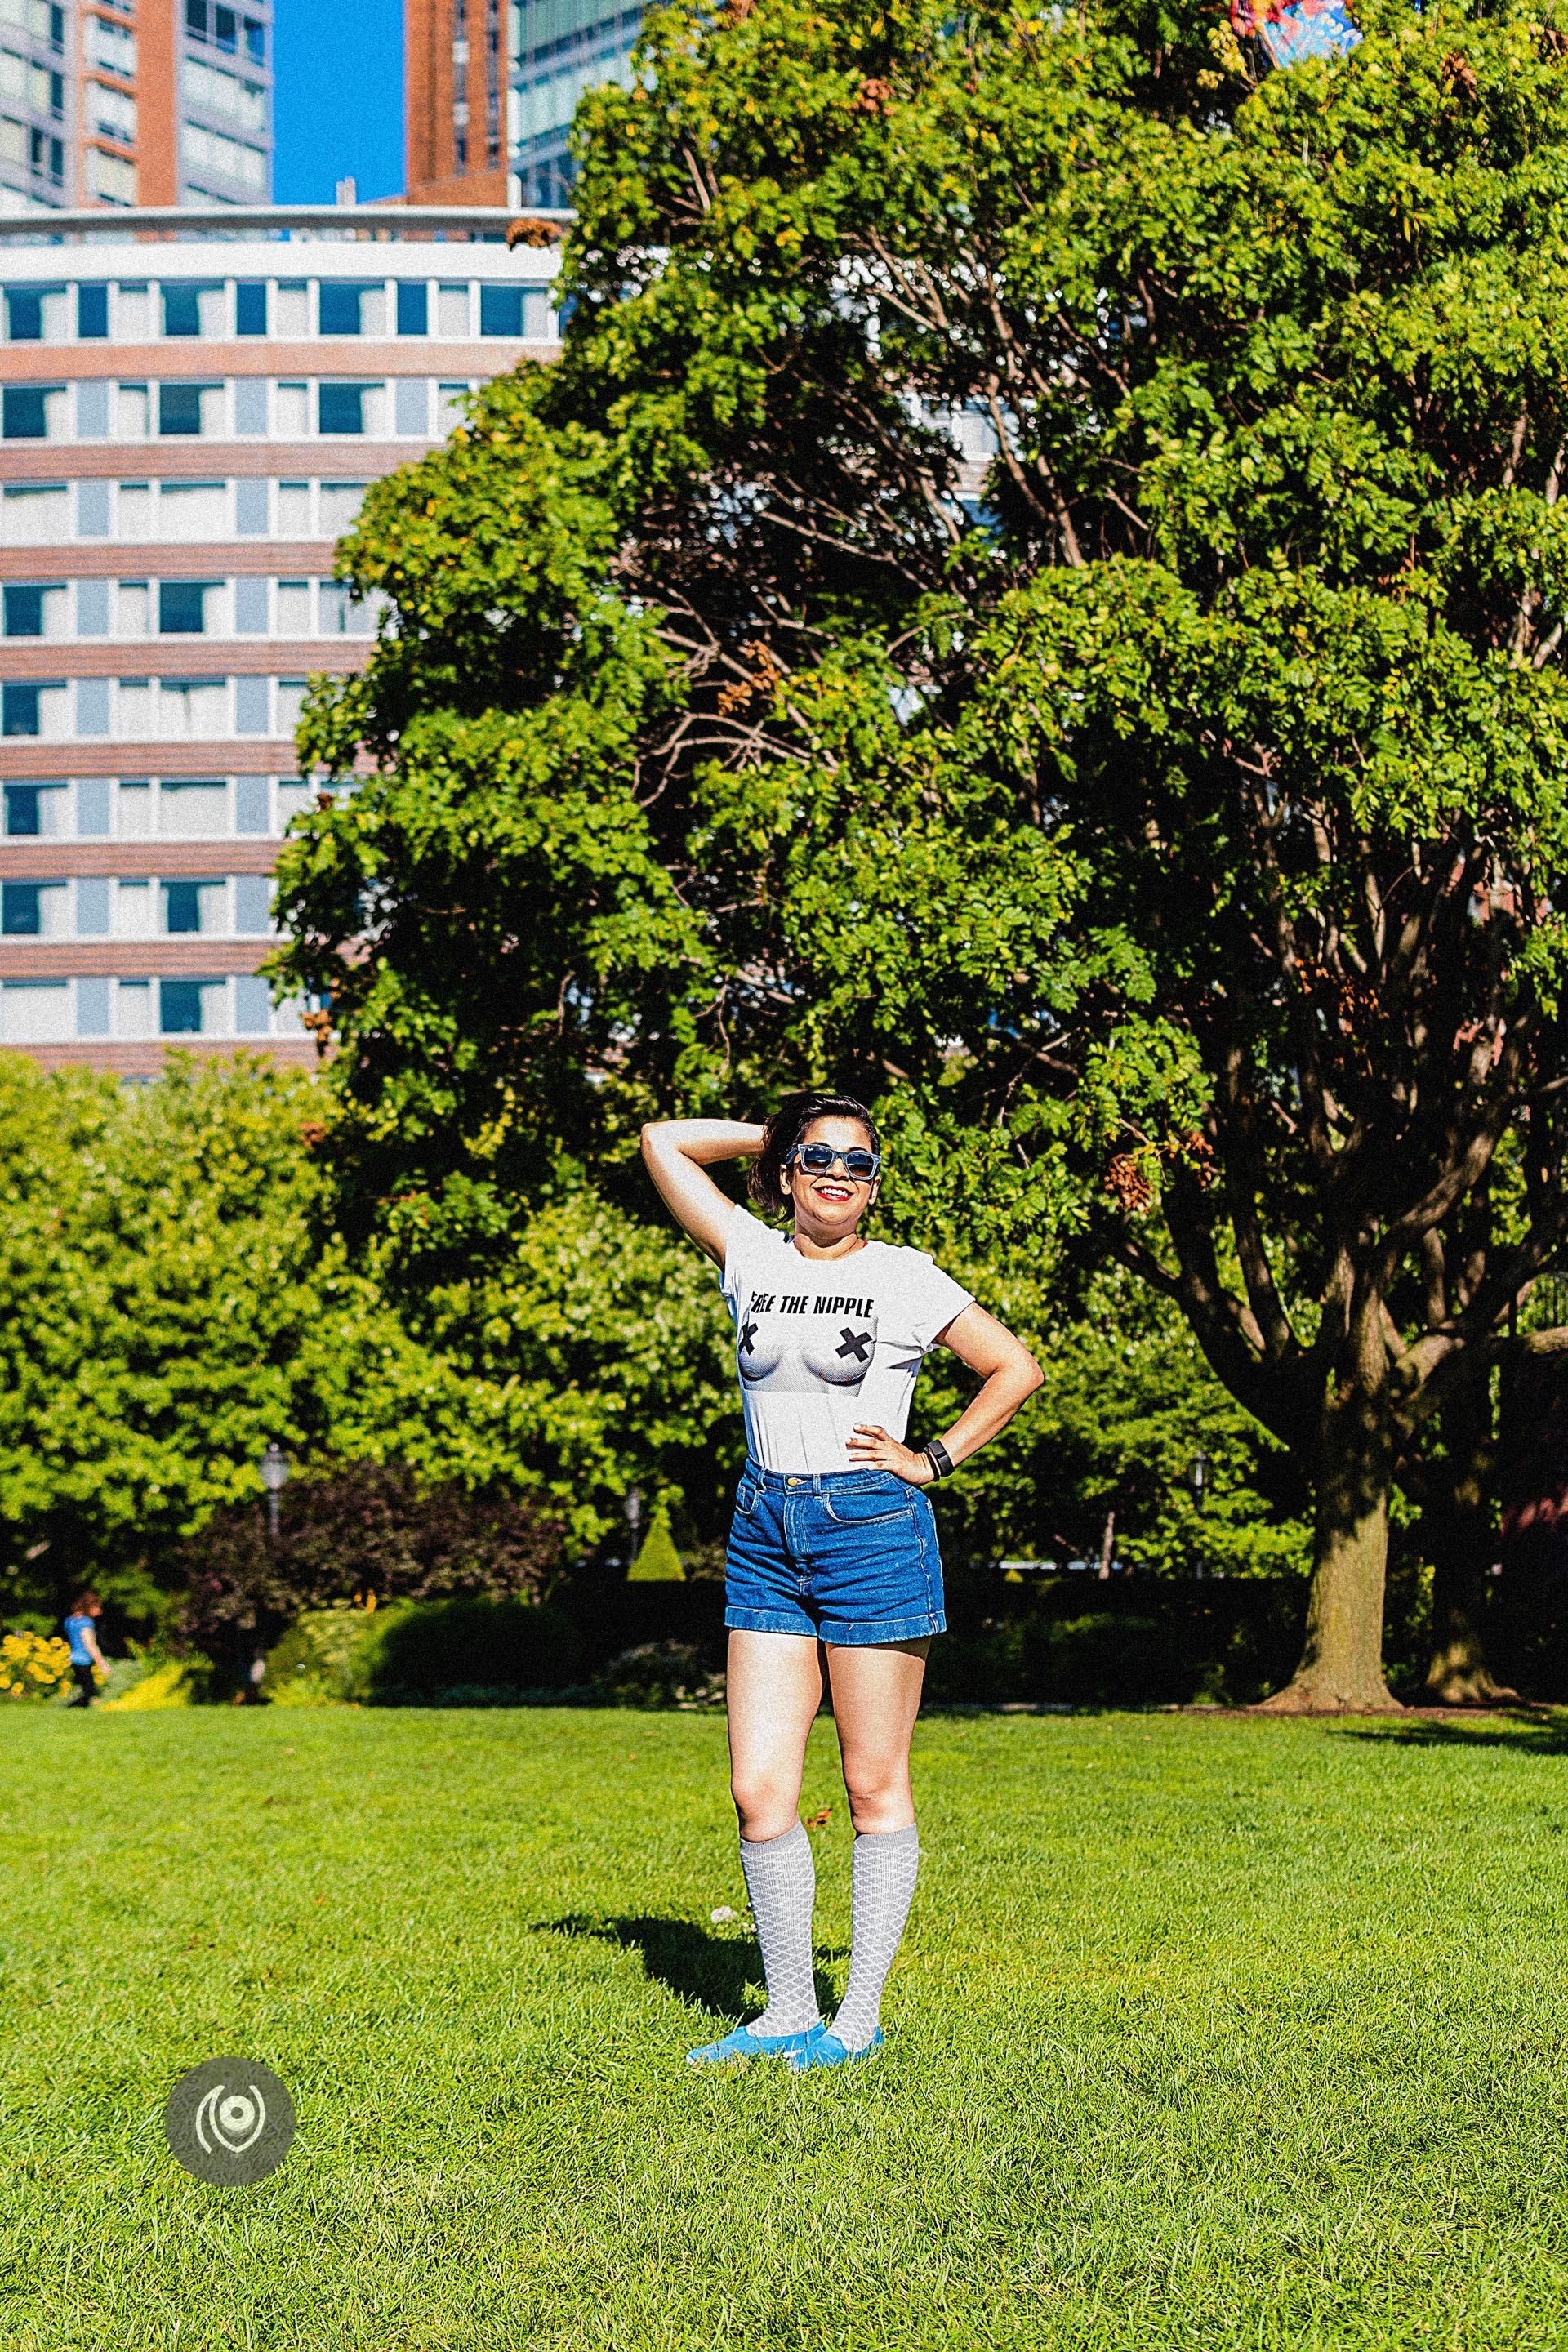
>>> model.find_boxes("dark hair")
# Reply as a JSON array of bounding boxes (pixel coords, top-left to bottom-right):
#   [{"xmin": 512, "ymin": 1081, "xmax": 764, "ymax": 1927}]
[
  {"xmin": 749, "ymin": 1090, "xmax": 881, "ymax": 1214},
  {"xmin": 71, "ymin": 1590, "xmax": 100, "ymax": 1615}
]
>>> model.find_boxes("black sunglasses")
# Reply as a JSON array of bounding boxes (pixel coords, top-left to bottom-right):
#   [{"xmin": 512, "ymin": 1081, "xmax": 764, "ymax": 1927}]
[{"xmin": 788, "ymin": 1142, "xmax": 881, "ymax": 1183}]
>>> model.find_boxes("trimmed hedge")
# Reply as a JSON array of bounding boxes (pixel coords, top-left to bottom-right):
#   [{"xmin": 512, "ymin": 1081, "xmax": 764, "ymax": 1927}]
[{"xmin": 363, "ymin": 1598, "xmax": 586, "ymax": 1703}]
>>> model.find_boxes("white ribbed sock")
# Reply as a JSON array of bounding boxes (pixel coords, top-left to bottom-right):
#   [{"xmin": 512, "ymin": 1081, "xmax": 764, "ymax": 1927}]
[
  {"xmin": 739, "ymin": 1820, "xmax": 820, "ymax": 2035},
  {"xmin": 831, "ymin": 1824, "xmax": 920, "ymax": 2051}
]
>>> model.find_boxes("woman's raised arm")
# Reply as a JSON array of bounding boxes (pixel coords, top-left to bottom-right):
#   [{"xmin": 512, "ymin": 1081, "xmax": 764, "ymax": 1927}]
[{"xmin": 640, "ymin": 1119, "xmax": 765, "ymax": 1265}]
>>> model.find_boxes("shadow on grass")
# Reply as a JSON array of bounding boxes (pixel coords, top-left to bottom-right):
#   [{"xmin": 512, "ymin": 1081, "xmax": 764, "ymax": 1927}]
[
  {"xmin": 1334, "ymin": 1706, "xmax": 1568, "ymax": 1757},
  {"xmin": 535, "ymin": 1913, "xmax": 844, "ymax": 2020}
]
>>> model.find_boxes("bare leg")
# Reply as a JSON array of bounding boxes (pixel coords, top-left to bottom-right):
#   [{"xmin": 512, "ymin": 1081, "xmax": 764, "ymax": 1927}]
[
  {"xmin": 820, "ymin": 1639, "xmax": 929, "ymax": 2052},
  {"xmin": 715, "ymin": 1630, "xmax": 827, "ymax": 2041},
  {"xmin": 825, "ymin": 1638, "xmax": 929, "ymax": 1830},
  {"xmin": 726, "ymin": 1629, "xmax": 826, "ymax": 1840}
]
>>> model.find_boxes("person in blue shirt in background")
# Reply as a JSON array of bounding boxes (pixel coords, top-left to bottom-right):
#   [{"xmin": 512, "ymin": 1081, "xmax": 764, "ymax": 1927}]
[{"xmin": 63, "ymin": 1592, "xmax": 107, "ymax": 1707}]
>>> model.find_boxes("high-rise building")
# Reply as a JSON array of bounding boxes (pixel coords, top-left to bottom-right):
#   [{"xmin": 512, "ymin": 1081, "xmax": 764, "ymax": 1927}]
[
  {"xmin": 0, "ymin": 0, "xmax": 275, "ymax": 215},
  {"xmin": 0, "ymin": 201, "xmax": 560, "ymax": 1073},
  {"xmin": 406, "ymin": 0, "xmax": 639, "ymax": 211}
]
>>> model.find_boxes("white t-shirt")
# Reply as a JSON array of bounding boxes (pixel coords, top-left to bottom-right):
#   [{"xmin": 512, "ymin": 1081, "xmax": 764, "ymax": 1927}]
[{"xmin": 720, "ymin": 1207, "xmax": 974, "ymax": 1475}]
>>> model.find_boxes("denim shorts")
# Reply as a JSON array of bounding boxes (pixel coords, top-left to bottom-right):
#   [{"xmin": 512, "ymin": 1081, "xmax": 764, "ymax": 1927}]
[{"xmin": 724, "ymin": 1463, "xmax": 946, "ymax": 1646}]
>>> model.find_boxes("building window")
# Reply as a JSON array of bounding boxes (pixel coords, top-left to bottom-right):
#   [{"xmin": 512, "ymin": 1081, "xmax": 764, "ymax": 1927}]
[
  {"xmin": 234, "ymin": 675, "xmax": 270, "ymax": 733},
  {"xmin": 88, "ymin": 147, "xmax": 139, "ymax": 205},
  {"xmin": 3, "ymin": 585, "xmax": 43, "ymax": 636},
  {"xmin": 163, "ymin": 284, "xmax": 204, "ymax": 338},
  {"xmin": 234, "ymin": 575, "xmax": 268, "ymax": 632},
  {"xmin": 77, "ymin": 976, "xmax": 111, "ymax": 1037},
  {"xmin": 234, "ymin": 973, "xmax": 271, "ymax": 1032},
  {"xmin": 87, "ymin": 16, "xmax": 137, "ymax": 74},
  {"xmin": 78, "ymin": 579, "xmax": 110, "ymax": 635},
  {"xmin": 233, "ymin": 378, "xmax": 268, "ymax": 435},
  {"xmin": 159, "ymin": 978, "xmax": 206, "ymax": 1032},
  {"xmin": 318, "ymin": 383, "xmax": 364, "ymax": 436},
  {"xmin": 163, "ymin": 880, "xmax": 204, "ymax": 934},
  {"xmin": 274, "ymin": 579, "xmax": 310, "ymax": 633},
  {"xmin": 318, "ymin": 283, "xmax": 363, "ymax": 337},
  {"xmin": 235, "ymin": 478, "xmax": 269, "ymax": 533},
  {"xmin": 159, "ymin": 581, "xmax": 209, "ymax": 635},
  {"xmin": 394, "ymin": 378, "xmax": 429, "ymax": 435},
  {"xmin": 77, "ymin": 876, "xmax": 110, "ymax": 936},
  {"xmin": 186, "ymin": 0, "xmax": 241, "ymax": 50},
  {"xmin": 234, "ymin": 874, "xmax": 270, "ymax": 933},
  {"xmin": 78, "ymin": 283, "xmax": 109, "ymax": 340},
  {"xmin": 235, "ymin": 776, "xmax": 270, "ymax": 833},
  {"xmin": 77, "ymin": 380, "xmax": 110, "ymax": 439},
  {"xmin": 3, "ymin": 784, "xmax": 41, "ymax": 836},
  {"xmin": 396, "ymin": 282, "xmax": 427, "ymax": 336},
  {"xmin": 479, "ymin": 286, "xmax": 525, "ymax": 337},
  {"xmin": 89, "ymin": 81, "xmax": 137, "ymax": 143},
  {"xmin": 2, "ymin": 882, "xmax": 41, "ymax": 935},
  {"xmin": 2, "ymin": 386, "xmax": 49, "ymax": 440},
  {"xmin": 2, "ymin": 684, "xmax": 39, "ymax": 737},
  {"xmin": 244, "ymin": 17, "xmax": 265, "ymax": 64},
  {"xmin": 185, "ymin": 55, "xmax": 268, "ymax": 134},
  {"xmin": 159, "ymin": 383, "xmax": 212, "ymax": 436},
  {"xmin": 78, "ymin": 479, "xmax": 112, "ymax": 537},
  {"xmin": 78, "ymin": 777, "xmax": 111, "ymax": 836},
  {"xmin": 235, "ymin": 280, "xmax": 267, "ymax": 336},
  {"xmin": 6, "ymin": 287, "xmax": 42, "ymax": 341},
  {"xmin": 29, "ymin": 127, "xmax": 62, "ymax": 181},
  {"xmin": 183, "ymin": 119, "xmax": 267, "ymax": 191}
]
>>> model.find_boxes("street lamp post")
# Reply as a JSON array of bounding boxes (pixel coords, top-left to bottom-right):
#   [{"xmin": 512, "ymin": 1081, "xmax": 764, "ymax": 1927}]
[
  {"xmin": 259, "ymin": 1440, "xmax": 291, "ymax": 1546},
  {"xmin": 1187, "ymin": 1450, "xmax": 1211, "ymax": 1580}
]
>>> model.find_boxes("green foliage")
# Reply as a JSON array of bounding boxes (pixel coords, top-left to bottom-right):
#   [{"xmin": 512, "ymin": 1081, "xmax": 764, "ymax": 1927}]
[
  {"xmin": 261, "ymin": 1604, "xmax": 381, "ymax": 1706},
  {"xmin": 361, "ymin": 1597, "xmax": 586, "ymax": 1700},
  {"xmin": 272, "ymin": 0, "xmax": 1568, "ymax": 1697},
  {"xmin": 629, "ymin": 1501, "xmax": 686, "ymax": 1583}
]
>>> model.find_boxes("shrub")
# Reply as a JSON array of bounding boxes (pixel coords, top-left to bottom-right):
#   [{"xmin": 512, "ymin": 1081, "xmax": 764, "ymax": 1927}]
[
  {"xmin": 593, "ymin": 1641, "xmax": 724, "ymax": 1709},
  {"xmin": 1022, "ymin": 1613, "xmax": 1184, "ymax": 1708},
  {"xmin": 0, "ymin": 1630, "xmax": 74, "ymax": 1702},
  {"xmin": 363, "ymin": 1598, "xmax": 585, "ymax": 1702},
  {"xmin": 262, "ymin": 1604, "xmax": 380, "ymax": 1705},
  {"xmin": 100, "ymin": 1658, "xmax": 202, "ymax": 1711},
  {"xmin": 628, "ymin": 1504, "xmax": 686, "ymax": 1584},
  {"xmin": 178, "ymin": 1462, "xmax": 562, "ymax": 1679}
]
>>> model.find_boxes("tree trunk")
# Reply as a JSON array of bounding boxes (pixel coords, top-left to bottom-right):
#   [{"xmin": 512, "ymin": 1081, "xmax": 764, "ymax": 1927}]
[
  {"xmin": 1261, "ymin": 1380, "xmax": 1401, "ymax": 1713},
  {"xmin": 1423, "ymin": 1382, "xmax": 1515, "ymax": 1704}
]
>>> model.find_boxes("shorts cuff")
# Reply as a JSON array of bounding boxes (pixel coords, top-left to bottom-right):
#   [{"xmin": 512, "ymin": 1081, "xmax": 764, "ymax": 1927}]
[
  {"xmin": 818, "ymin": 1613, "xmax": 945, "ymax": 1646},
  {"xmin": 724, "ymin": 1606, "xmax": 820, "ymax": 1637}
]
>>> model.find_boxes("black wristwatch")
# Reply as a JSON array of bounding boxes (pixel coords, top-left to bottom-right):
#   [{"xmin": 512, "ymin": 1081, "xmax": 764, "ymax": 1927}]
[{"xmin": 922, "ymin": 1438, "xmax": 956, "ymax": 1481}]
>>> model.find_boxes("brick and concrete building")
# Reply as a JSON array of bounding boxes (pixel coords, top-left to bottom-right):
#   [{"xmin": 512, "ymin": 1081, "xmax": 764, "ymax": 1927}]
[
  {"xmin": 406, "ymin": 0, "xmax": 639, "ymax": 211},
  {"xmin": 0, "ymin": 0, "xmax": 274, "ymax": 215},
  {"xmin": 0, "ymin": 201, "xmax": 562, "ymax": 1071}
]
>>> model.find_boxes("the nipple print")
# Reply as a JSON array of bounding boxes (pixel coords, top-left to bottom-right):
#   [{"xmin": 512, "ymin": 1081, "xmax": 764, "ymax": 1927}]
[
  {"xmin": 738, "ymin": 1311, "xmax": 879, "ymax": 1391},
  {"xmin": 800, "ymin": 1316, "xmax": 877, "ymax": 1389},
  {"xmin": 738, "ymin": 1315, "xmax": 789, "ymax": 1384}
]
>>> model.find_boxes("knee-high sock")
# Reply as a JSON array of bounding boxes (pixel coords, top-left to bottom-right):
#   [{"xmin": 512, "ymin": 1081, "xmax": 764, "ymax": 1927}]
[
  {"xmin": 739, "ymin": 1820, "xmax": 819, "ymax": 2034},
  {"xmin": 831, "ymin": 1824, "xmax": 920, "ymax": 2051}
]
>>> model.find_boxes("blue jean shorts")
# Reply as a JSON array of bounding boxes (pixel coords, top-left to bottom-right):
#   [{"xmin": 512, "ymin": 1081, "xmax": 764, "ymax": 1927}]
[{"xmin": 724, "ymin": 1463, "xmax": 946, "ymax": 1646}]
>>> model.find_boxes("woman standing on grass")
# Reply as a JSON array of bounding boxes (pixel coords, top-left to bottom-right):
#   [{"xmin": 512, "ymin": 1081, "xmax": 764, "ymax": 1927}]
[{"xmin": 642, "ymin": 1094, "xmax": 1042, "ymax": 2071}]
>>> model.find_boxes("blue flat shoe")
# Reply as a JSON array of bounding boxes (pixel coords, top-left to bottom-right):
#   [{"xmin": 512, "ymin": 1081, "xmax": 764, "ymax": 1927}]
[
  {"xmin": 686, "ymin": 2020, "xmax": 821, "ymax": 2067},
  {"xmin": 785, "ymin": 2026, "xmax": 884, "ymax": 2072}
]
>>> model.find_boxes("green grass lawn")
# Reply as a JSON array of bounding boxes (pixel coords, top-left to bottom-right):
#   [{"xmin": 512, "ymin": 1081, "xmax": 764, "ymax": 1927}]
[{"xmin": 3, "ymin": 1704, "xmax": 1568, "ymax": 2350}]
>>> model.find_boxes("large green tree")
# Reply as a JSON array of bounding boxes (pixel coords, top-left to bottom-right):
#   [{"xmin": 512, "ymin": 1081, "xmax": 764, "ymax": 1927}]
[
  {"xmin": 0, "ymin": 1054, "xmax": 733, "ymax": 1624},
  {"xmin": 277, "ymin": 0, "xmax": 1568, "ymax": 1708}
]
